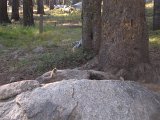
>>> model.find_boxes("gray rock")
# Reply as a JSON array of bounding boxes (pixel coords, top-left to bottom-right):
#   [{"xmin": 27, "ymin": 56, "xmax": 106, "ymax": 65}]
[
  {"xmin": 0, "ymin": 44, "xmax": 5, "ymax": 49},
  {"xmin": 72, "ymin": 2, "xmax": 82, "ymax": 10},
  {"xmin": 0, "ymin": 80, "xmax": 160, "ymax": 120},
  {"xmin": 36, "ymin": 69, "xmax": 118, "ymax": 84},
  {"xmin": 0, "ymin": 80, "xmax": 40, "ymax": 100},
  {"xmin": 33, "ymin": 46, "xmax": 44, "ymax": 53}
]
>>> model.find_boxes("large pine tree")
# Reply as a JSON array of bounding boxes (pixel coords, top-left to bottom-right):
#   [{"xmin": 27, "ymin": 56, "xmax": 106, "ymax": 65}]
[{"xmin": 82, "ymin": 0, "xmax": 158, "ymax": 82}]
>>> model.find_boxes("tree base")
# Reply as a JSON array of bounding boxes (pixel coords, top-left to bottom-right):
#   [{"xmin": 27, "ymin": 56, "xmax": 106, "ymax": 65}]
[
  {"xmin": 103, "ymin": 63, "xmax": 160, "ymax": 83},
  {"xmin": 80, "ymin": 59, "xmax": 160, "ymax": 83}
]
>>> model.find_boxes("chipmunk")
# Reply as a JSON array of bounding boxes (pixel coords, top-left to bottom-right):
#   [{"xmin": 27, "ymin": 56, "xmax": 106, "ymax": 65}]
[{"xmin": 35, "ymin": 68, "xmax": 57, "ymax": 84}]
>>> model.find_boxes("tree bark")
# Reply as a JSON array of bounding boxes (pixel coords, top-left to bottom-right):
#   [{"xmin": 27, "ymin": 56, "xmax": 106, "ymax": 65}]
[
  {"xmin": 11, "ymin": 0, "xmax": 20, "ymax": 21},
  {"xmin": 49, "ymin": 0, "xmax": 56, "ymax": 10},
  {"xmin": 37, "ymin": 0, "xmax": 45, "ymax": 14},
  {"xmin": 0, "ymin": 0, "xmax": 11, "ymax": 24},
  {"xmin": 45, "ymin": 0, "xmax": 50, "ymax": 6},
  {"xmin": 39, "ymin": 14, "xmax": 43, "ymax": 33},
  {"xmin": 98, "ymin": 0, "xmax": 158, "ymax": 82},
  {"xmin": 82, "ymin": 0, "xmax": 102, "ymax": 53},
  {"xmin": 153, "ymin": 0, "xmax": 160, "ymax": 30},
  {"xmin": 23, "ymin": 0, "xmax": 34, "ymax": 26}
]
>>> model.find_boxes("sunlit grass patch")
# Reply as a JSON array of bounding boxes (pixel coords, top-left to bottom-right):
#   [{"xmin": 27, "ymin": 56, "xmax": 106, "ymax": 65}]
[
  {"xmin": 0, "ymin": 23, "xmax": 81, "ymax": 49},
  {"xmin": 0, "ymin": 24, "xmax": 39, "ymax": 48},
  {"xmin": 145, "ymin": 2, "xmax": 153, "ymax": 8},
  {"xmin": 49, "ymin": 9, "xmax": 81, "ymax": 21},
  {"xmin": 149, "ymin": 30, "xmax": 160, "ymax": 46},
  {"xmin": 145, "ymin": 2, "xmax": 160, "ymax": 47}
]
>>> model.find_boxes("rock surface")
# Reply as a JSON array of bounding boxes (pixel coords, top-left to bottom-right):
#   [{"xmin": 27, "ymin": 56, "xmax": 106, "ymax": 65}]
[
  {"xmin": 0, "ymin": 44, "xmax": 5, "ymax": 49},
  {"xmin": 0, "ymin": 80, "xmax": 160, "ymax": 120},
  {"xmin": 36, "ymin": 69, "xmax": 118, "ymax": 84},
  {"xmin": 0, "ymin": 80, "xmax": 40, "ymax": 100},
  {"xmin": 72, "ymin": 2, "xmax": 82, "ymax": 10}
]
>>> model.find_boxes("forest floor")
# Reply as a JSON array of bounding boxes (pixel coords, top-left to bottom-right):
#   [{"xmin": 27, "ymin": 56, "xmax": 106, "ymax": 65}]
[
  {"xmin": 0, "ymin": 3, "xmax": 160, "ymax": 93},
  {"xmin": 0, "ymin": 8, "xmax": 94, "ymax": 85}
]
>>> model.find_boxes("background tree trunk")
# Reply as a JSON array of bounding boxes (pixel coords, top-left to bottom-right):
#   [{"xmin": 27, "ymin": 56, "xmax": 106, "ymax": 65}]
[
  {"xmin": 82, "ymin": 0, "xmax": 102, "ymax": 53},
  {"xmin": 39, "ymin": 14, "xmax": 43, "ymax": 33},
  {"xmin": 49, "ymin": 0, "xmax": 56, "ymax": 10},
  {"xmin": 11, "ymin": 0, "xmax": 20, "ymax": 21},
  {"xmin": 98, "ymin": 0, "xmax": 157, "ymax": 82},
  {"xmin": 45, "ymin": 0, "xmax": 50, "ymax": 6},
  {"xmin": 23, "ymin": 0, "xmax": 34, "ymax": 26},
  {"xmin": 0, "ymin": 0, "xmax": 11, "ymax": 24},
  {"xmin": 37, "ymin": 0, "xmax": 44, "ymax": 14},
  {"xmin": 153, "ymin": 0, "xmax": 160, "ymax": 30}
]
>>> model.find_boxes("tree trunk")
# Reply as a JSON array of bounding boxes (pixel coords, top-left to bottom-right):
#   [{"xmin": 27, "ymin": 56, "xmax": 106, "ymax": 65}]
[
  {"xmin": 0, "ymin": 0, "xmax": 11, "ymax": 24},
  {"xmin": 23, "ymin": 0, "xmax": 34, "ymax": 26},
  {"xmin": 39, "ymin": 14, "xmax": 43, "ymax": 33},
  {"xmin": 11, "ymin": 0, "xmax": 20, "ymax": 21},
  {"xmin": 37, "ymin": 0, "xmax": 45, "ymax": 14},
  {"xmin": 44, "ymin": 0, "xmax": 50, "ymax": 6},
  {"xmin": 49, "ymin": 0, "xmax": 56, "ymax": 10},
  {"xmin": 153, "ymin": 0, "xmax": 160, "ymax": 30},
  {"xmin": 98, "ymin": 0, "xmax": 158, "ymax": 82},
  {"xmin": 82, "ymin": 0, "xmax": 102, "ymax": 53},
  {"xmin": 92, "ymin": 0, "xmax": 102, "ymax": 54}
]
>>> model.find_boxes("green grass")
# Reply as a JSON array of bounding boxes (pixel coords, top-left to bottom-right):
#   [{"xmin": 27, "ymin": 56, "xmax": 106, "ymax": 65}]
[
  {"xmin": 0, "ymin": 9, "xmax": 85, "ymax": 74},
  {"xmin": 0, "ymin": 24, "xmax": 81, "ymax": 49},
  {"xmin": 9, "ymin": 48, "xmax": 95, "ymax": 74},
  {"xmin": 0, "ymin": 25, "xmax": 38, "ymax": 48}
]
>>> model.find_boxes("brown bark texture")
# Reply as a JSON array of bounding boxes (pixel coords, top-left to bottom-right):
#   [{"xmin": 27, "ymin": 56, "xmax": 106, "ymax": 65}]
[
  {"xmin": 0, "ymin": 0, "xmax": 11, "ymax": 24},
  {"xmin": 82, "ymin": 0, "xmax": 102, "ymax": 53},
  {"xmin": 37, "ymin": 0, "xmax": 45, "ymax": 14},
  {"xmin": 98, "ymin": 0, "xmax": 158, "ymax": 82},
  {"xmin": 11, "ymin": 0, "xmax": 20, "ymax": 21},
  {"xmin": 49, "ymin": 0, "xmax": 56, "ymax": 9},
  {"xmin": 23, "ymin": 0, "xmax": 34, "ymax": 26}
]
